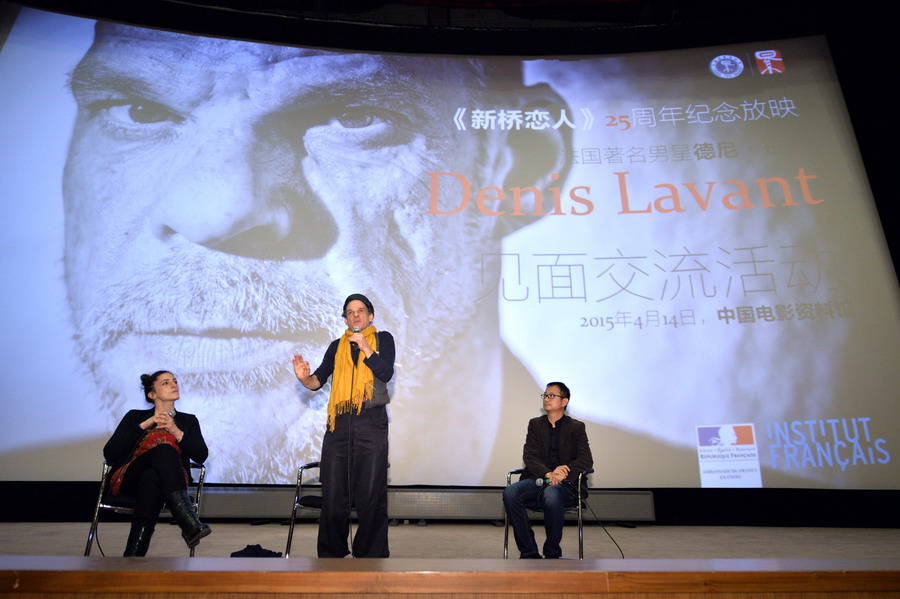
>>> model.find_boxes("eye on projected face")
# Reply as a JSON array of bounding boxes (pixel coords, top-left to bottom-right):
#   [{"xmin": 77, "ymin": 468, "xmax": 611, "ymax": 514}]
[
  {"xmin": 88, "ymin": 99, "xmax": 185, "ymax": 128},
  {"xmin": 74, "ymin": 91, "xmax": 412, "ymax": 149},
  {"xmin": 61, "ymin": 24, "xmax": 564, "ymax": 484}
]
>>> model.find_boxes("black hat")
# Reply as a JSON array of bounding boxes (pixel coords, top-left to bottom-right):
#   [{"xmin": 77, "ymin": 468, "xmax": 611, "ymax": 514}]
[{"xmin": 343, "ymin": 293, "xmax": 374, "ymax": 316}]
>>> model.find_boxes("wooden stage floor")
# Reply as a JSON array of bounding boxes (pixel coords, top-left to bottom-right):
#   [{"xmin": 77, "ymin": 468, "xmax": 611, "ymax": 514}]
[
  {"xmin": 1, "ymin": 524, "xmax": 899, "ymax": 598},
  {"xmin": 2, "ymin": 555, "xmax": 900, "ymax": 598}
]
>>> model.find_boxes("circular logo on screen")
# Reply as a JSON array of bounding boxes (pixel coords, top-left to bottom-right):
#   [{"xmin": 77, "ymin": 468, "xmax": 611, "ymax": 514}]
[{"xmin": 709, "ymin": 55, "xmax": 745, "ymax": 79}]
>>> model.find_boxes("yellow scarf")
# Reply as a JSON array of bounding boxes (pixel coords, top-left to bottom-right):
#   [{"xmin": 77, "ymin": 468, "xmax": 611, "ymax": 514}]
[{"xmin": 327, "ymin": 324, "xmax": 378, "ymax": 431}]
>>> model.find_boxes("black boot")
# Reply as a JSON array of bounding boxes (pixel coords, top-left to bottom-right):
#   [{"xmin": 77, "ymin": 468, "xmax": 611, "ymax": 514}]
[
  {"xmin": 123, "ymin": 522, "xmax": 154, "ymax": 557},
  {"xmin": 165, "ymin": 490, "xmax": 211, "ymax": 548}
]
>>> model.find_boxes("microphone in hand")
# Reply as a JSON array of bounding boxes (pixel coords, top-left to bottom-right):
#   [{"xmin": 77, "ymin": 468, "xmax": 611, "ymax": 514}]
[{"xmin": 350, "ymin": 326, "xmax": 361, "ymax": 363}]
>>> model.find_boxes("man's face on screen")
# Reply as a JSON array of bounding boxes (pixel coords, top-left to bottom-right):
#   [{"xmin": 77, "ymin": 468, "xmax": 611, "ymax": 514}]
[{"xmin": 63, "ymin": 25, "xmax": 508, "ymax": 481}]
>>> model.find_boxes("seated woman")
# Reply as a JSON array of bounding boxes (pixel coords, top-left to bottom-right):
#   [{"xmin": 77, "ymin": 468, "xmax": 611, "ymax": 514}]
[{"xmin": 104, "ymin": 370, "xmax": 211, "ymax": 557}]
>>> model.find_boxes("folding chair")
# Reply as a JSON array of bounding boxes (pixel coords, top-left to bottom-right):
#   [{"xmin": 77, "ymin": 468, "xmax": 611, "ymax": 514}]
[
  {"xmin": 84, "ymin": 460, "xmax": 206, "ymax": 556},
  {"xmin": 284, "ymin": 461, "xmax": 322, "ymax": 558},
  {"xmin": 502, "ymin": 467, "xmax": 593, "ymax": 559}
]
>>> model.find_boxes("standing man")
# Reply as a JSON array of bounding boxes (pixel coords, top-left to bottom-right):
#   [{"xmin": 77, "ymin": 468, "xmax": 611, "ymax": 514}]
[
  {"xmin": 503, "ymin": 382, "xmax": 592, "ymax": 559},
  {"xmin": 293, "ymin": 294, "xmax": 393, "ymax": 558}
]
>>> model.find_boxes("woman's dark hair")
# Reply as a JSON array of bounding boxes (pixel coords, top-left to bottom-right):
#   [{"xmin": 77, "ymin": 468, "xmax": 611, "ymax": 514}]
[{"xmin": 140, "ymin": 370, "xmax": 172, "ymax": 403}]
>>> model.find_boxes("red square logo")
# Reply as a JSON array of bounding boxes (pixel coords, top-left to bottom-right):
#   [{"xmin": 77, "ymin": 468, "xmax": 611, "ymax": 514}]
[{"xmin": 755, "ymin": 49, "xmax": 785, "ymax": 74}]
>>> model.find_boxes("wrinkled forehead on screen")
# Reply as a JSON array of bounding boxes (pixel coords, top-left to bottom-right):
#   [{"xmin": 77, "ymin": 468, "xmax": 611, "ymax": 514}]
[
  {"xmin": 80, "ymin": 22, "xmax": 515, "ymax": 94},
  {"xmin": 89, "ymin": 22, "xmax": 339, "ymax": 68}
]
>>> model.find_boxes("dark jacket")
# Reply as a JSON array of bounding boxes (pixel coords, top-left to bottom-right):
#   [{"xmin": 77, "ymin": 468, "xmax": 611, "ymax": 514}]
[
  {"xmin": 103, "ymin": 408, "xmax": 208, "ymax": 480},
  {"xmin": 520, "ymin": 414, "xmax": 593, "ymax": 494}
]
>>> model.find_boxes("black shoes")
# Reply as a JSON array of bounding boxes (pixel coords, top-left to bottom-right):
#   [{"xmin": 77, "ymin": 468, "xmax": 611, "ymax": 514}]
[
  {"xmin": 123, "ymin": 523, "xmax": 154, "ymax": 557},
  {"xmin": 166, "ymin": 490, "xmax": 211, "ymax": 548}
]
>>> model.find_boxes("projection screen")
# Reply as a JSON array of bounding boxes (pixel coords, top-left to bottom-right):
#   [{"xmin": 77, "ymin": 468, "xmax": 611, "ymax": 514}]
[{"xmin": 1, "ymin": 5, "xmax": 898, "ymax": 489}]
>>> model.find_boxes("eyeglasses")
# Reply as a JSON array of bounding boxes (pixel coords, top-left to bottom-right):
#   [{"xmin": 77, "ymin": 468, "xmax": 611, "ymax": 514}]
[{"xmin": 540, "ymin": 393, "xmax": 565, "ymax": 400}]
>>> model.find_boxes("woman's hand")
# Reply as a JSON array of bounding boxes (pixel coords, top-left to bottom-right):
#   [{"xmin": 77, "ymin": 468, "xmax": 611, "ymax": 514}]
[{"xmin": 154, "ymin": 411, "xmax": 184, "ymax": 441}]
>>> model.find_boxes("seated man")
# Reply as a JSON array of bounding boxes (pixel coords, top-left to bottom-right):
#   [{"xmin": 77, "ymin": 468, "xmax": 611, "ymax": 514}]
[{"xmin": 502, "ymin": 381, "xmax": 593, "ymax": 559}]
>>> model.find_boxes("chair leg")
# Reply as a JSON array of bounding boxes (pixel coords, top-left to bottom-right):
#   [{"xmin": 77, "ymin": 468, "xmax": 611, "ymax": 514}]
[
  {"xmin": 502, "ymin": 470, "xmax": 516, "ymax": 559},
  {"xmin": 84, "ymin": 518, "xmax": 99, "ymax": 557},
  {"xmin": 84, "ymin": 522, "xmax": 97, "ymax": 557},
  {"xmin": 577, "ymin": 497, "xmax": 584, "ymax": 560},
  {"xmin": 285, "ymin": 502, "xmax": 299, "ymax": 558},
  {"xmin": 503, "ymin": 511, "xmax": 510, "ymax": 558},
  {"xmin": 285, "ymin": 467, "xmax": 303, "ymax": 558},
  {"xmin": 85, "ymin": 463, "xmax": 112, "ymax": 556}
]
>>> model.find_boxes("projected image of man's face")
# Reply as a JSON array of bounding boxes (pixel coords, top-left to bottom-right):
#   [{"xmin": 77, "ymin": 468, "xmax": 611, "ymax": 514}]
[{"xmin": 62, "ymin": 25, "xmax": 524, "ymax": 482}]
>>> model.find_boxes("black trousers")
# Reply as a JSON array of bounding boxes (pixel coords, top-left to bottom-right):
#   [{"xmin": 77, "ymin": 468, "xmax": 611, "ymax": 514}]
[
  {"xmin": 317, "ymin": 405, "xmax": 389, "ymax": 558},
  {"xmin": 119, "ymin": 444, "xmax": 187, "ymax": 527}
]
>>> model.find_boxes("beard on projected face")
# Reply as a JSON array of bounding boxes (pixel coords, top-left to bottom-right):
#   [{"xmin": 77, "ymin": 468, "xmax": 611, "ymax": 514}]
[
  {"xmin": 75, "ymin": 254, "xmax": 336, "ymax": 399},
  {"xmin": 67, "ymin": 246, "xmax": 341, "ymax": 482},
  {"xmin": 62, "ymin": 164, "xmax": 499, "ymax": 484}
]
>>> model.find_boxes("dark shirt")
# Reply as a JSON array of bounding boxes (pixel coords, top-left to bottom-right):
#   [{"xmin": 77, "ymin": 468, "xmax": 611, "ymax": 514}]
[{"xmin": 547, "ymin": 420, "xmax": 561, "ymax": 471}]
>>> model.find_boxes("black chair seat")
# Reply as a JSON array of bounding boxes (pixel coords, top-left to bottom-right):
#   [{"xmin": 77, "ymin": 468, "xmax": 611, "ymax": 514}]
[
  {"xmin": 103, "ymin": 492, "xmax": 197, "ymax": 510},
  {"xmin": 101, "ymin": 494, "xmax": 137, "ymax": 510},
  {"xmin": 297, "ymin": 495, "xmax": 324, "ymax": 510}
]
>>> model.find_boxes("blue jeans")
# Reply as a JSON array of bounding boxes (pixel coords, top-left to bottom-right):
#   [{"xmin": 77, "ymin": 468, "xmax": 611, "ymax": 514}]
[{"xmin": 503, "ymin": 478, "xmax": 578, "ymax": 558}]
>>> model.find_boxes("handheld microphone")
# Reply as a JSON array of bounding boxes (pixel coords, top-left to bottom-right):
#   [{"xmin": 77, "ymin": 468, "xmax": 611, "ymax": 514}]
[
  {"xmin": 350, "ymin": 326, "xmax": 361, "ymax": 362},
  {"xmin": 535, "ymin": 477, "xmax": 551, "ymax": 487}
]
